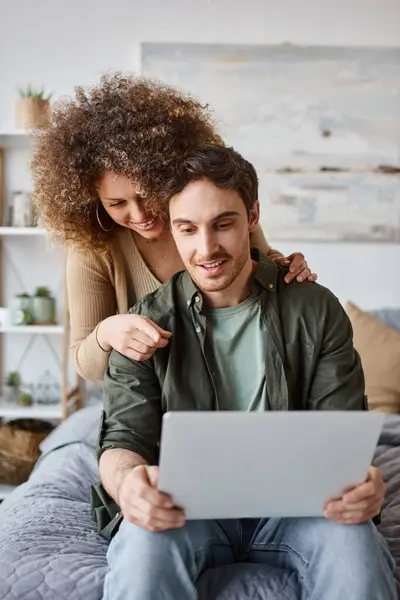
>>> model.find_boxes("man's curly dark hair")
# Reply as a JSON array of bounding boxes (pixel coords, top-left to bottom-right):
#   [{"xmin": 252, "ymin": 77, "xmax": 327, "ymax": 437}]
[{"xmin": 31, "ymin": 72, "xmax": 222, "ymax": 251}]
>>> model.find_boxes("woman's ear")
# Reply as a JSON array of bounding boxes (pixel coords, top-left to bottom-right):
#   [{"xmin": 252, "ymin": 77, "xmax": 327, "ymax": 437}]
[{"xmin": 248, "ymin": 201, "xmax": 260, "ymax": 233}]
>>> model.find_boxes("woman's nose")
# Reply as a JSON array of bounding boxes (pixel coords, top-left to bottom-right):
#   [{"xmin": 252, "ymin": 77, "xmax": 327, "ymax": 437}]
[{"xmin": 127, "ymin": 200, "xmax": 148, "ymax": 223}]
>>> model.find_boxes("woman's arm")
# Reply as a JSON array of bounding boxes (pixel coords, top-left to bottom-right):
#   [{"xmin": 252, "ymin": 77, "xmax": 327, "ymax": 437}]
[
  {"xmin": 67, "ymin": 247, "xmax": 172, "ymax": 380},
  {"xmin": 250, "ymin": 224, "xmax": 283, "ymax": 259},
  {"xmin": 67, "ymin": 247, "xmax": 117, "ymax": 380},
  {"xmin": 250, "ymin": 223, "xmax": 317, "ymax": 283}
]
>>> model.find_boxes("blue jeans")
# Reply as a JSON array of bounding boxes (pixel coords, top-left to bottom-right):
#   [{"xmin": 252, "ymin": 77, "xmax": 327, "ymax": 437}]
[{"xmin": 102, "ymin": 517, "xmax": 396, "ymax": 600}]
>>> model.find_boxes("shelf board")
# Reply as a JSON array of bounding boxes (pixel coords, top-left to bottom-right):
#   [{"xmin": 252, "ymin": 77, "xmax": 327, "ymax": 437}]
[
  {"xmin": 0, "ymin": 483, "xmax": 17, "ymax": 500},
  {"xmin": 0, "ymin": 401, "xmax": 62, "ymax": 420},
  {"xmin": 0, "ymin": 227, "xmax": 47, "ymax": 236},
  {"xmin": 0, "ymin": 130, "xmax": 31, "ymax": 137},
  {"xmin": 0, "ymin": 325, "xmax": 64, "ymax": 334}
]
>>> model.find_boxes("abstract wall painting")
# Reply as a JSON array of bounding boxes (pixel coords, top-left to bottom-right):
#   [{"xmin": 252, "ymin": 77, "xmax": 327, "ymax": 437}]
[{"xmin": 141, "ymin": 43, "xmax": 400, "ymax": 242}]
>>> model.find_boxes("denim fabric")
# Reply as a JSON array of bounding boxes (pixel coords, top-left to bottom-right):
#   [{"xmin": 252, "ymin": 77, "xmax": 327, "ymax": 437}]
[{"xmin": 103, "ymin": 517, "xmax": 396, "ymax": 600}]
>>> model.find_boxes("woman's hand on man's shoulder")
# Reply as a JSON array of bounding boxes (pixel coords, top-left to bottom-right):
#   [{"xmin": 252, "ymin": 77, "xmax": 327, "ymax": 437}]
[{"xmin": 97, "ymin": 313, "xmax": 172, "ymax": 361}]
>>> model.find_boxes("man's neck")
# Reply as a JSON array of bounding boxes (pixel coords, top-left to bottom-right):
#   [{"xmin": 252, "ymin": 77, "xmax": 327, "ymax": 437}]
[{"xmin": 201, "ymin": 259, "xmax": 257, "ymax": 309}]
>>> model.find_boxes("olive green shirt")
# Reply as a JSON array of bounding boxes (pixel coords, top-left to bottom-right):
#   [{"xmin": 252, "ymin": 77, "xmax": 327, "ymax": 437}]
[{"xmin": 99, "ymin": 251, "xmax": 367, "ymax": 465}]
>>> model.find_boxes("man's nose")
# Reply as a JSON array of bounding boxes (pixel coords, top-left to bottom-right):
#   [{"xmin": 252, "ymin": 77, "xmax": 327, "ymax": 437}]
[{"xmin": 198, "ymin": 229, "xmax": 218, "ymax": 257}]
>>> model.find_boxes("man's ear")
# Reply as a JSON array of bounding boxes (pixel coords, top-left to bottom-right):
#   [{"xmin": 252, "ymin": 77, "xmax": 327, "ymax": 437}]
[{"xmin": 248, "ymin": 201, "xmax": 260, "ymax": 233}]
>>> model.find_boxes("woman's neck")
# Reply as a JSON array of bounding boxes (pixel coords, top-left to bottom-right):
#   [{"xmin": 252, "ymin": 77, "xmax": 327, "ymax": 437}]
[{"xmin": 133, "ymin": 227, "xmax": 184, "ymax": 283}]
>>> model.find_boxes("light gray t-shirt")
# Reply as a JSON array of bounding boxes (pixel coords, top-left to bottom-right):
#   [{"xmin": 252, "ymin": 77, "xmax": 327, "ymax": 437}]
[{"xmin": 204, "ymin": 294, "xmax": 269, "ymax": 411}]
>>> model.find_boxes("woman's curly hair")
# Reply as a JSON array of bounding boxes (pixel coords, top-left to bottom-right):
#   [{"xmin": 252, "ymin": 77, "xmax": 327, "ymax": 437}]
[{"xmin": 31, "ymin": 72, "xmax": 222, "ymax": 251}]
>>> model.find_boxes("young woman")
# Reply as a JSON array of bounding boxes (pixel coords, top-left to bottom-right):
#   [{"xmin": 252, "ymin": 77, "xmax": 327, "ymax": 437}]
[{"xmin": 32, "ymin": 73, "xmax": 317, "ymax": 381}]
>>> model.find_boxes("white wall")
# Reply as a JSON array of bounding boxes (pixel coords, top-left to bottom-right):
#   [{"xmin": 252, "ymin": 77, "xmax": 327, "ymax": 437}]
[{"xmin": 1, "ymin": 0, "xmax": 400, "ymax": 309}]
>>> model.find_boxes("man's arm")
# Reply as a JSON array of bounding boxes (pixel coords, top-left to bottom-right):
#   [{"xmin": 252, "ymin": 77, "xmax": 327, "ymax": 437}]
[
  {"xmin": 99, "ymin": 446, "xmax": 185, "ymax": 531},
  {"xmin": 99, "ymin": 448, "xmax": 147, "ymax": 505},
  {"xmin": 307, "ymin": 291, "xmax": 386, "ymax": 525},
  {"xmin": 99, "ymin": 348, "xmax": 163, "ymax": 465},
  {"xmin": 98, "ymin": 348, "xmax": 160, "ymax": 504},
  {"xmin": 308, "ymin": 291, "xmax": 366, "ymax": 411},
  {"xmin": 98, "ymin": 347, "xmax": 185, "ymax": 531}
]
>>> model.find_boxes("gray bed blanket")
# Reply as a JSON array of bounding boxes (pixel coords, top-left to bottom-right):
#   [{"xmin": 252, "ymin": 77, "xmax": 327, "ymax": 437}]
[{"xmin": 0, "ymin": 408, "xmax": 399, "ymax": 600}]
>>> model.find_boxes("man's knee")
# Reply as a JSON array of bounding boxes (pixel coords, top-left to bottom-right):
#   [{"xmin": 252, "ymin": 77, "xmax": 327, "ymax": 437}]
[
  {"xmin": 327, "ymin": 520, "xmax": 383, "ymax": 552},
  {"xmin": 314, "ymin": 519, "xmax": 394, "ymax": 576},
  {"xmin": 109, "ymin": 519, "xmax": 186, "ymax": 567},
  {"xmin": 105, "ymin": 520, "xmax": 189, "ymax": 595}
]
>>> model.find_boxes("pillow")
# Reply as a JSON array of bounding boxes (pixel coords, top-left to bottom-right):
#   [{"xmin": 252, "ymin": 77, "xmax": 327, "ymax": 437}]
[
  {"xmin": 369, "ymin": 308, "xmax": 400, "ymax": 332},
  {"xmin": 346, "ymin": 302, "xmax": 400, "ymax": 414},
  {"xmin": 39, "ymin": 404, "xmax": 102, "ymax": 457}
]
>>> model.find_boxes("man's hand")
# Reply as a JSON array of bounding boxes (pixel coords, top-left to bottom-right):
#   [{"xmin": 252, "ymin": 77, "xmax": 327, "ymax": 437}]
[
  {"xmin": 118, "ymin": 465, "xmax": 186, "ymax": 532},
  {"xmin": 324, "ymin": 466, "xmax": 385, "ymax": 525}
]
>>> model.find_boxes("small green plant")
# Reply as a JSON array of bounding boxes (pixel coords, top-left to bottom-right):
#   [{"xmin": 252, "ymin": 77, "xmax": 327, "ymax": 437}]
[
  {"xmin": 17, "ymin": 391, "xmax": 33, "ymax": 406},
  {"xmin": 6, "ymin": 371, "xmax": 21, "ymax": 388},
  {"xmin": 16, "ymin": 292, "xmax": 31, "ymax": 299},
  {"xmin": 34, "ymin": 286, "xmax": 52, "ymax": 298},
  {"xmin": 18, "ymin": 84, "xmax": 52, "ymax": 101}
]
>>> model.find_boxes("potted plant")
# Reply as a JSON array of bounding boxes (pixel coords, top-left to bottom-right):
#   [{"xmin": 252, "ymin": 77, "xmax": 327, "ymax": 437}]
[
  {"xmin": 17, "ymin": 391, "xmax": 33, "ymax": 407},
  {"xmin": 11, "ymin": 292, "xmax": 32, "ymax": 325},
  {"xmin": 3, "ymin": 371, "xmax": 21, "ymax": 403},
  {"xmin": 31, "ymin": 287, "xmax": 56, "ymax": 325},
  {"xmin": 15, "ymin": 84, "xmax": 52, "ymax": 130}
]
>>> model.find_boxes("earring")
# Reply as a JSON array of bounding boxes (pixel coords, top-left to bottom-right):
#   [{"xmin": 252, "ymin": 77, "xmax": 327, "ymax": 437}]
[{"xmin": 96, "ymin": 201, "xmax": 114, "ymax": 232}]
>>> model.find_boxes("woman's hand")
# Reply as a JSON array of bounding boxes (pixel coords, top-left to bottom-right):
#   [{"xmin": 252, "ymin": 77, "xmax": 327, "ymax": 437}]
[
  {"xmin": 273, "ymin": 253, "xmax": 318, "ymax": 284},
  {"xmin": 97, "ymin": 313, "xmax": 172, "ymax": 361}
]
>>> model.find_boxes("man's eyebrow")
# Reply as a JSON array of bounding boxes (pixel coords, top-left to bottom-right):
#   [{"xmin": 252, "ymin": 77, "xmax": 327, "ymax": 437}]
[
  {"xmin": 171, "ymin": 218, "xmax": 192, "ymax": 225},
  {"xmin": 172, "ymin": 211, "xmax": 240, "ymax": 225},
  {"xmin": 212, "ymin": 211, "xmax": 240, "ymax": 221}
]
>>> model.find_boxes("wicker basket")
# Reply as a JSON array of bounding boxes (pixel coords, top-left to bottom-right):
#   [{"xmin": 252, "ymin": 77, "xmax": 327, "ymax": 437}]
[{"xmin": 0, "ymin": 419, "xmax": 54, "ymax": 485}]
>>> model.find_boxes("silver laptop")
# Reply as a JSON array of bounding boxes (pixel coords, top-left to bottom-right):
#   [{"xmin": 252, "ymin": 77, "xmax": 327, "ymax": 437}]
[{"xmin": 158, "ymin": 411, "xmax": 384, "ymax": 520}]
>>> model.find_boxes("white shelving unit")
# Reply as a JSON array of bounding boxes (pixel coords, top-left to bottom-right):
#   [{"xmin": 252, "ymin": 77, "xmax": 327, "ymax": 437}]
[
  {"xmin": 0, "ymin": 401, "xmax": 63, "ymax": 420},
  {"xmin": 0, "ymin": 131, "xmax": 30, "ymax": 137},
  {"xmin": 0, "ymin": 130, "xmax": 83, "ymax": 500},
  {"xmin": 0, "ymin": 325, "xmax": 64, "ymax": 334},
  {"xmin": 0, "ymin": 132, "xmax": 82, "ymax": 423},
  {"xmin": 0, "ymin": 227, "xmax": 47, "ymax": 236}
]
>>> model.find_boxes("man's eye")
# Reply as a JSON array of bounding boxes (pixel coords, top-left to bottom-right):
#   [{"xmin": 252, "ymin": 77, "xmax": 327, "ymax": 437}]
[
  {"xmin": 181, "ymin": 228, "xmax": 194, "ymax": 234},
  {"xmin": 218, "ymin": 221, "xmax": 232, "ymax": 229}
]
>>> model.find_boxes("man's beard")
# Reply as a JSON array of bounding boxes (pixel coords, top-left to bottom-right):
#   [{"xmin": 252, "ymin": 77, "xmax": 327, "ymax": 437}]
[{"xmin": 190, "ymin": 243, "xmax": 250, "ymax": 293}]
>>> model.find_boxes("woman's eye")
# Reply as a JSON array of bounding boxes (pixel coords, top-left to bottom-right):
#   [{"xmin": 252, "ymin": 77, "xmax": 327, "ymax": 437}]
[{"xmin": 110, "ymin": 201, "xmax": 124, "ymax": 208}]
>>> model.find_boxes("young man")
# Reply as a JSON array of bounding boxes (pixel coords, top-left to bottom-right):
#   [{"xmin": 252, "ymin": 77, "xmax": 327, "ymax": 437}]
[{"xmin": 98, "ymin": 145, "xmax": 396, "ymax": 600}]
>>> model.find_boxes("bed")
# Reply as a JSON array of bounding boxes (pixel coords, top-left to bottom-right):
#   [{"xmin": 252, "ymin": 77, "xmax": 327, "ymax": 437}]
[{"xmin": 0, "ymin": 405, "xmax": 400, "ymax": 600}]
